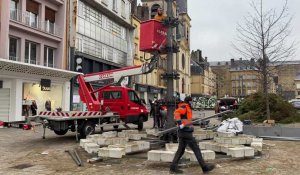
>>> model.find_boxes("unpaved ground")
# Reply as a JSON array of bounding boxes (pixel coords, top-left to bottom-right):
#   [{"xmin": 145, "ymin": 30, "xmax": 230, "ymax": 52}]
[{"xmin": 1, "ymin": 112, "xmax": 300, "ymax": 175}]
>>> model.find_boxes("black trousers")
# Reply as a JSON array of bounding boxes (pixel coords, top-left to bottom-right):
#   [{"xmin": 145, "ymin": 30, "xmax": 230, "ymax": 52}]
[{"xmin": 170, "ymin": 131, "xmax": 206, "ymax": 169}]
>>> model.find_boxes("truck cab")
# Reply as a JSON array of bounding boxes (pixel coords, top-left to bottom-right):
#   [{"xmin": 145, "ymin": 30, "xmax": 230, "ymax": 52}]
[{"xmin": 98, "ymin": 86, "xmax": 148, "ymax": 130}]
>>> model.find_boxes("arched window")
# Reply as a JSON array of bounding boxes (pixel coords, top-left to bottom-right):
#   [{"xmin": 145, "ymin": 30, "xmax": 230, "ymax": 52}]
[
  {"xmin": 151, "ymin": 4, "xmax": 160, "ymax": 19},
  {"xmin": 182, "ymin": 53, "xmax": 185, "ymax": 69}
]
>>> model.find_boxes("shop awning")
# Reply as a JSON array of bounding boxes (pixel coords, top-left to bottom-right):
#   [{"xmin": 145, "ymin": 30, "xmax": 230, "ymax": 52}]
[{"xmin": 0, "ymin": 58, "xmax": 80, "ymax": 81}]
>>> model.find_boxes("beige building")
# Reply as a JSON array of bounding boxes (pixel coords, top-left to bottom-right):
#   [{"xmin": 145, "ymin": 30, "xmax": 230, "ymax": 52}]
[{"xmin": 134, "ymin": 0, "xmax": 191, "ymax": 101}]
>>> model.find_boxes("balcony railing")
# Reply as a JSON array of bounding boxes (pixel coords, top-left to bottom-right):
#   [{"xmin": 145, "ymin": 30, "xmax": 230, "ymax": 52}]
[
  {"xmin": 10, "ymin": 9, "xmax": 61, "ymax": 36},
  {"xmin": 25, "ymin": 59, "xmax": 40, "ymax": 65},
  {"xmin": 9, "ymin": 56, "xmax": 20, "ymax": 61}
]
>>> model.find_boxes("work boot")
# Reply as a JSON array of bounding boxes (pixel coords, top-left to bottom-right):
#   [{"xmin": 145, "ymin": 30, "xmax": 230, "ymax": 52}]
[
  {"xmin": 202, "ymin": 163, "xmax": 215, "ymax": 174},
  {"xmin": 169, "ymin": 168, "xmax": 183, "ymax": 174}
]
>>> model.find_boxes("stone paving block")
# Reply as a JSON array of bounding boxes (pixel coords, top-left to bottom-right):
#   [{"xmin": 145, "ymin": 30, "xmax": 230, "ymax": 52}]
[
  {"xmin": 223, "ymin": 138, "xmax": 232, "ymax": 144},
  {"xmin": 246, "ymin": 138, "xmax": 253, "ymax": 144},
  {"xmin": 102, "ymin": 131, "xmax": 118, "ymax": 138},
  {"xmin": 147, "ymin": 150, "xmax": 162, "ymax": 161},
  {"xmin": 199, "ymin": 142, "xmax": 206, "ymax": 150},
  {"xmin": 252, "ymin": 138, "xmax": 263, "ymax": 143},
  {"xmin": 244, "ymin": 147, "xmax": 255, "ymax": 157},
  {"xmin": 146, "ymin": 128, "xmax": 158, "ymax": 135},
  {"xmin": 128, "ymin": 134, "xmax": 147, "ymax": 140},
  {"xmin": 217, "ymin": 132, "xmax": 235, "ymax": 137},
  {"xmin": 238, "ymin": 138, "xmax": 247, "ymax": 145},
  {"xmin": 123, "ymin": 130, "xmax": 139, "ymax": 134},
  {"xmin": 126, "ymin": 142, "xmax": 139, "ymax": 153},
  {"xmin": 208, "ymin": 133, "xmax": 216, "ymax": 139},
  {"xmin": 228, "ymin": 147, "xmax": 245, "ymax": 158},
  {"xmin": 85, "ymin": 143, "xmax": 99, "ymax": 154},
  {"xmin": 80, "ymin": 139, "xmax": 93, "ymax": 148},
  {"xmin": 98, "ymin": 147, "xmax": 109, "ymax": 157},
  {"xmin": 251, "ymin": 142, "xmax": 263, "ymax": 152},
  {"xmin": 160, "ymin": 151, "xmax": 175, "ymax": 162},
  {"xmin": 108, "ymin": 148, "xmax": 126, "ymax": 158},
  {"xmin": 96, "ymin": 138, "xmax": 113, "ymax": 146},
  {"xmin": 194, "ymin": 134, "xmax": 207, "ymax": 140},
  {"xmin": 211, "ymin": 143, "xmax": 222, "ymax": 152},
  {"xmin": 112, "ymin": 137, "xmax": 128, "ymax": 145},
  {"xmin": 117, "ymin": 132, "xmax": 128, "ymax": 138},
  {"xmin": 231, "ymin": 138, "xmax": 240, "ymax": 145},
  {"xmin": 165, "ymin": 143, "xmax": 178, "ymax": 152},
  {"xmin": 202, "ymin": 150, "xmax": 216, "ymax": 160},
  {"xmin": 98, "ymin": 147, "xmax": 125, "ymax": 158},
  {"xmin": 134, "ymin": 141, "xmax": 150, "ymax": 150},
  {"xmin": 214, "ymin": 137, "xmax": 225, "ymax": 144},
  {"xmin": 185, "ymin": 150, "xmax": 215, "ymax": 161}
]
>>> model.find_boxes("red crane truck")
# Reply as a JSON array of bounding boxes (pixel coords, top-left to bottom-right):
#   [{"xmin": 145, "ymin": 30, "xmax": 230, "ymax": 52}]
[{"xmin": 31, "ymin": 57, "xmax": 158, "ymax": 140}]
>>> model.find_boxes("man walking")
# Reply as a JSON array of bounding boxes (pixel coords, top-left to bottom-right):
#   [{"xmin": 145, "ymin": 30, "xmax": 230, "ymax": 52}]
[{"xmin": 170, "ymin": 96, "xmax": 215, "ymax": 174}]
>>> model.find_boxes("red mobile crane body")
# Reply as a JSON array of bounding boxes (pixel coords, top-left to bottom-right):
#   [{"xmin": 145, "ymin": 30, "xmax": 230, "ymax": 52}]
[{"xmin": 30, "ymin": 58, "xmax": 158, "ymax": 139}]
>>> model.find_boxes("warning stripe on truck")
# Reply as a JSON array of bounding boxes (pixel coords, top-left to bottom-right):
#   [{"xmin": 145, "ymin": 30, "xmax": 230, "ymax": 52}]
[{"xmin": 38, "ymin": 111, "xmax": 102, "ymax": 117}]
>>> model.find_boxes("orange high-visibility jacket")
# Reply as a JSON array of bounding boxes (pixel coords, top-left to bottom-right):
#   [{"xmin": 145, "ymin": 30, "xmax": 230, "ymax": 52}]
[
  {"xmin": 154, "ymin": 14, "xmax": 166, "ymax": 22},
  {"xmin": 174, "ymin": 102, "xmax": 193, "ymax": 132}
]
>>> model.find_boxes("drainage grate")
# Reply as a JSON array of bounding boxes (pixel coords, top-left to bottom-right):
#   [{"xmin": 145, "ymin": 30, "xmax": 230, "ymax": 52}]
[{"xmin": 11, "ymin": 164, "xmax": 33, "ymax": 169}]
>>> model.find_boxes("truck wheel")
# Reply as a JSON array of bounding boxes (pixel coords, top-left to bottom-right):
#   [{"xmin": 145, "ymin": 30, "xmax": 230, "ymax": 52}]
[
  {"xmin": 137, "ymin": 117, "xmax": 143, "ymax": 131},
  {"xmin": 80, "ymin": 121, "xmax": 95, "ymax": 138},
  {"xmin": 54, "ymin": 129, "xmax": 68, "ymax": 135}
]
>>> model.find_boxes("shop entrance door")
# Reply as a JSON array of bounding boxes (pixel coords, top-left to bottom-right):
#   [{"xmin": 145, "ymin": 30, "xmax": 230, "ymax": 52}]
[{"xmin": 0, "ymin": 89, "xmax": 10, "ymax": 122}]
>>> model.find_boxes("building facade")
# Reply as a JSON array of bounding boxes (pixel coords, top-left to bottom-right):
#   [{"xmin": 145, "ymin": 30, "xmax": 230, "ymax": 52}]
[
  {"xmin": 0, "ymin": 0, "xmax": 76, "ymax": 122},
  {"xmin": 136, "ymin": 0, "xmax": 191, "ymax": 101},
  {"xmin": 68, "ymin": 0, "xmax": 134, "ymax": 110}
]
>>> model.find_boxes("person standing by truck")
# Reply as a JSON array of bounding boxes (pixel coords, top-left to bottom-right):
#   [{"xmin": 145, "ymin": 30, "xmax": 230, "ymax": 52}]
[{"xmin": 170, "ymin": 96, "xmax": 215, "ymax": 174}]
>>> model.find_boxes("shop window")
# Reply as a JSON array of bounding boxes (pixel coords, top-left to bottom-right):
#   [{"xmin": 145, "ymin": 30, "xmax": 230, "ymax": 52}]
[
  {"xmin": 44, "ymin": 46, "xmax": 54, "ymax": 68},
  {"xmin": 25, "ymin": 41, "xmax": 37, "ymax": 64},
  {"xmin": 9, "ymin": 37, "xmax": 19, "ymax": 61},
  {"xmin": 45, "ymin": 7, "xmax": 55, "ymax": 34}
]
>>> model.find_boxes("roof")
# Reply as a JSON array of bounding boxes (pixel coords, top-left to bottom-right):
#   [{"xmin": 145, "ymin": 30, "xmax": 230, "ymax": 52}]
[{"xmin": 0, "ymin": 58, "xmax": 80, "ymax": 81}]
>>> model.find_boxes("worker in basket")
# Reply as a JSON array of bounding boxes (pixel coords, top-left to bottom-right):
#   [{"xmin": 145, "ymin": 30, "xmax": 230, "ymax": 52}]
[
  {"xmin": 154, "ymin": 7, "xmax": 166, "ymax": 22},
  {"xmin": 170, "ymin": 96, "xmax": 215, "ymax": 174}
]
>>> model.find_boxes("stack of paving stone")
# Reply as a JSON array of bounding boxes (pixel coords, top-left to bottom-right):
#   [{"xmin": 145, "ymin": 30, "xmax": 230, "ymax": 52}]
[
  {"xmin": 80, "ymin": 130, "xmax": 150, "ymax": 158},
  {"xmin": 147, "ymin": 131, "xmax": 262, "ymax": 161},
  {"xmin": 193, "ymin": 129, "xmax": 216, "ymax": 141},
  {"xmin": 147, "ymin": 143, "xmax": 216, "ymax": 162}
]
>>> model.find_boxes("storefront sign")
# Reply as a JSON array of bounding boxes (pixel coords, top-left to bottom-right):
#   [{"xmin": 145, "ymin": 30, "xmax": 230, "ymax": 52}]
[
  {"xmin": 41, "ymin": 79, "xmax": 51, "ymax": 91},
  {"xmin": 148, "ymin": 86, "xmax": 161, "ymax": 94},
  {"xmin": 135, "ymin": 84, "xmax": 148, "ymax": 92}
]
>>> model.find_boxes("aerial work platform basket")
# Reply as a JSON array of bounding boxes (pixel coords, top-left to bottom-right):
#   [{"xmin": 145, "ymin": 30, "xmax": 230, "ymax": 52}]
[{"xmin": 140, "ymin": 20, "xmax": 167, "ymax": 53}]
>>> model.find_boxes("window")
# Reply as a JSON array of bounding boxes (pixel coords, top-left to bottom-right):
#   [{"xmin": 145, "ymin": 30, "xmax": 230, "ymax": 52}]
[
  {"xmin": 45, "ymin": 7, "xmax": 55, "ymax": 34},
  {"xmin": 0, "ymin": 80, "xmax": 2, "ymax": 88},
  {"xmin": 128, "ymin": 90, "xmax": 140, "ymax": 103},
  {"xmin": 182, "ymin": 53, "xmax": 185, "ymax": 69},
  {"xmin": 113, "ymin": 0, "xmax": 117, "ymax": 11},
  {"xmin": 25, "ymin": 41, "xmax": 37, "ymax": 64},
  {"xmin": 121, "ymin": 27, "xmax": 126, "ymax": 39},
  {"xmin": 44, "ymin": 47, "xmax": 54, "ymax": 67},
  {"xmin": 10, "ymin": 0, "xmax": 19, "ymax": 20},
  {"xmin": 121, "ymin": 0, "xmax": 126, "ymax": 17},
  {"xmin": 151, "ymin": 4, "xmax": 160, "ymax": 18},
  {"xmin": 134, "ymin": 43, "xmax": 138, "ymax": 57},
  {"xmin": 103, "ymin": 91, "xmax": 122, "ymax": 99},
  {"xmin": 9, "ymin": 37, "xmax": 18, "ymax": 61},
  {"xmin": 26, "ymin": 0, "xmax": 39, "ymax": 28}
]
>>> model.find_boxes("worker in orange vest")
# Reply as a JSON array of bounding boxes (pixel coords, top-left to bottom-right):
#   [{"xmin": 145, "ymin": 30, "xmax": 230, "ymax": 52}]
[
  {"xmin": 154, "ymin": 7, "xmax": 166, "ymax": 22},
  {"xmin": 170, "ymin": 96, "xmax": 215, "ymax": 174}
]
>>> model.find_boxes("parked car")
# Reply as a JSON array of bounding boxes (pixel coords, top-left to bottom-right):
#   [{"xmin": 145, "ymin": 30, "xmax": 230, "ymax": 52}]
[
  {"xmin": 215, "ymin": 97, "xmax": 238, "ymax": 113},
  {"xmin": 289, "ymin": 99, "xmax": 300, "ymax": 111}
]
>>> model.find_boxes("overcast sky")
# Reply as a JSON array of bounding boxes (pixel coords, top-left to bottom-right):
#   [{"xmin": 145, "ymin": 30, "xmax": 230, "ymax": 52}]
[
  {"xmin": 189, "ymin": 0, "xmax": 300, "ymax": 61},
  {"xmin": 138, "ymin": 0, "xmax": 300, "ymax": 62}
]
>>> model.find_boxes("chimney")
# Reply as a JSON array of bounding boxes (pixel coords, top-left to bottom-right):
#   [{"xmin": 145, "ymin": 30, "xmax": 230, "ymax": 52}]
[{"xmin": 231, "ymin": 58, "xmax": 234, "ymax": 65}]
